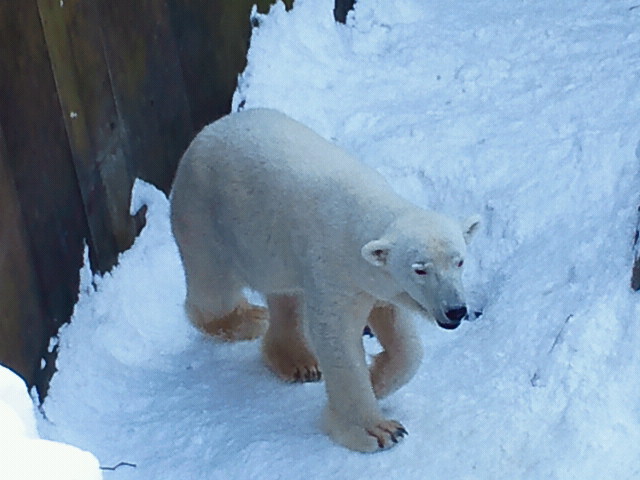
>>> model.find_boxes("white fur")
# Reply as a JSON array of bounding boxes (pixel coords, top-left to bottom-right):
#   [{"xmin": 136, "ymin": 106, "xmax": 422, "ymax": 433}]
[{"xmin": 170, "ymin": 109, "xmax": 479, "ymax": 452}]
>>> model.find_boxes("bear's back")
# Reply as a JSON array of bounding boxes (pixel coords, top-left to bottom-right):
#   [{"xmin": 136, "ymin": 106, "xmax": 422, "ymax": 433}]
[
  {"xmin": 177, "ymin": 109, "xmax": 403, "ymax": 227},
  {"xmin": 193, "ymin": 109, "xmax": 383, "ymax": 195},
  {"xmin": 171, "ymin": 109, "xmax": 412, "ymax": 290}
]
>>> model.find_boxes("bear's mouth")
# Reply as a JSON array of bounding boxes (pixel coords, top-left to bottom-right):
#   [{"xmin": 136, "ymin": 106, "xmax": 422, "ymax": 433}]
[
  {"xmin": 436, "ymin": 319, "xmax": 461, "ymax": 330},
  {"xmin": 393, "ymin": 293, "xmax": 462, "ymax": 330}
]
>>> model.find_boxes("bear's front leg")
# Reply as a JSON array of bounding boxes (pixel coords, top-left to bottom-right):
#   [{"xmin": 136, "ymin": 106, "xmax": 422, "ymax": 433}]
[
  {"xmin": 368, "ymin": 304, "xmax": 424, "ymax": 399},
  {"xmin": 305, "ymin": 293, "xmax": 407, "ymax": 452}
]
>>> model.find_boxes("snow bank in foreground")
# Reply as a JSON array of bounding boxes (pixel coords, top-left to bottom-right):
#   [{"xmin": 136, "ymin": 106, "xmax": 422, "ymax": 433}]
[{"xmin": 0, "ymin": 366, "xmax": 102, "ymax": 480}]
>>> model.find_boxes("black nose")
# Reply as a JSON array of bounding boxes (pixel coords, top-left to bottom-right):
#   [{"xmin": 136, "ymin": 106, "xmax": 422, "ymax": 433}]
[{"xmin": 445, "ymin": 306, "xmax": 468, "ymax": 322}]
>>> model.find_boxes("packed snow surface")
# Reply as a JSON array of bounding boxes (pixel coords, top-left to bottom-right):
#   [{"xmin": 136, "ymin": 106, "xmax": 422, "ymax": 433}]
[{"xmin": 8, "ymin": 0, "xmax": 639, "ymax": 478}]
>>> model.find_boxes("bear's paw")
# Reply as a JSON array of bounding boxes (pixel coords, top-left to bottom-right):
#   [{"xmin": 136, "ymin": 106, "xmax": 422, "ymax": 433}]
[
  {"xmin": 262, "ymin": 335, "xmax": 321, "ymax": 383},
  {"xmin": 192, "ymin": 302, "xmax": 268, "ymax": 341},
  {"xmin": 323, "ymin": 407, "xmax": 407, "ymax": 453}
]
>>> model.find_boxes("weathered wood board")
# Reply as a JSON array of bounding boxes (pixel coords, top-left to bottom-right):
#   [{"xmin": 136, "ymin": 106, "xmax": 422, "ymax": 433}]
[
  {"xmin": 37, "ymin": 0, "xmax": 145, "ymax": 273},
  {"xmin": 0, "ymin": 125, "xmax": 48, "ymax": 390},
  {"xmin": 96, "ymin": 0, "xmax": 195, "ymax": 194}
]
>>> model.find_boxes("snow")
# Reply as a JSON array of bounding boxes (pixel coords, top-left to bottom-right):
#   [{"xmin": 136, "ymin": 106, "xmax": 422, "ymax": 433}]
[
  {"xmin": 1, "ymin": 0, "xmax": 639, "ymax": 478},
  {"xmin": 0, "ymin": 367, "xmax": 102, "ymax": 480}
]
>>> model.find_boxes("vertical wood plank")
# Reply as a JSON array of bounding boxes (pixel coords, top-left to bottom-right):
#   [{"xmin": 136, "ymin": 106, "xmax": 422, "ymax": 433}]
[
  {"xmin": 97, "ymin": 0, "xmax": 194, "ymax": 194},
  {"xmin": 37, "ymin": 0, "xmax": 145, "ymax": 274},
  {"xmin": 0, "ymin": 124, "xmax": 47, "ymax": 389},
  {"xmin": 167, "ymin": 0, "xmax": 294, "ymax": 131},
  {"xmin": 166, "ymin": 0, "xmax": 252, "ymax": 130}
]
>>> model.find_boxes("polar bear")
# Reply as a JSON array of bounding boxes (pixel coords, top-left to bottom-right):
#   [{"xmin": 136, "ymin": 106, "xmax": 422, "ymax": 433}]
[{"xmin": 170, "ymin": 108, "xmax": 480, "ymax": 452}]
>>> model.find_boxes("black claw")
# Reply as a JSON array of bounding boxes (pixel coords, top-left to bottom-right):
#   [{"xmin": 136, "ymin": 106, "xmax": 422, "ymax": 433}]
[
  {"xmin": 398, "ymin": 427, "xmax": 408, "ymax": 437},
  {"xmin": 363, "ymin": 325, "xmax": 375, "ymax": 337},
  {"xmin": 293, "ymin": 367, "xmax": 322, "ymax": 383}
]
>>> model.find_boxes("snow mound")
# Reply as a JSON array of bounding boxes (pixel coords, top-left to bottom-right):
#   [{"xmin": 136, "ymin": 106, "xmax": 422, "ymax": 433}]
[{"xmin": 0, "ymin": 366, "xmax": 102, "ymax": 480}]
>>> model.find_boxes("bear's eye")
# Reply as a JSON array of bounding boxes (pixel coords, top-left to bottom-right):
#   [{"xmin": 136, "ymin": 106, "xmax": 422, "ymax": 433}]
[
  {"xmin": 412, "ymin": 263, "xmax": 429, "ymax": 276},
  {"xmin": 457, "ymin": 259, "xmax": 464, "ymax": 268}
]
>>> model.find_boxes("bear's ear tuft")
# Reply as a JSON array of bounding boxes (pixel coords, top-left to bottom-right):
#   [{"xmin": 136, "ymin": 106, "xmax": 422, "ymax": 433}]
[
  {"xmin": 361, "ymin": 240, "xmax": 391, "ymax": 267},
  {"xmin": 462, "ymin": 215, "xmax": 481, "ymax": 244}
]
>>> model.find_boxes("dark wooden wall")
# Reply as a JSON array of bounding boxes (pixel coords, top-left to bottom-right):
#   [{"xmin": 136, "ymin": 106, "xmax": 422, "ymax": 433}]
[{"xmin": 0, "ymin": 0, "xmax": 292, "ymax": 399}]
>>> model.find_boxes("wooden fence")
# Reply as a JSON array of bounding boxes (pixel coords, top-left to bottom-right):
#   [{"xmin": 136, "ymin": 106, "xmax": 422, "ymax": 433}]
[{"xmin": 0, "ymin": 0, "xmax": 294, "ymax": 399}]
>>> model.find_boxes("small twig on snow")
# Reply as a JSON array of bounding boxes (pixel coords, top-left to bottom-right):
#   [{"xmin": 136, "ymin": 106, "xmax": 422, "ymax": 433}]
[
  {"xmin": 99, "ymin": 462, "xmax": 137, "ymax": 471},
  {"xmin": 547, "ymin": 314, "xmax": 574, "ymax": 354},
  {"xmin": 529, "ymin": 314, "xmax": 574, "ymax": 387}
]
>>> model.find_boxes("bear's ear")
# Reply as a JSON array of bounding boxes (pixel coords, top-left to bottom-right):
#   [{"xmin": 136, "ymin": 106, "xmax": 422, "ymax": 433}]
[
  {"xmin": 361, "ymin": 239, "xmax": 391, "ymax": 267},
  {"xmin": 462, "ymin": 215, "xmax": 481, "ymax": 244}
]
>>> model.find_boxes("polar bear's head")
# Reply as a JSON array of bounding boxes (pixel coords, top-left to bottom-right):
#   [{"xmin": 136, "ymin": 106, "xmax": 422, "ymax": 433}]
[{"xmin": 362, "ymin": 212, "xmax": 480, "ymax": 330}]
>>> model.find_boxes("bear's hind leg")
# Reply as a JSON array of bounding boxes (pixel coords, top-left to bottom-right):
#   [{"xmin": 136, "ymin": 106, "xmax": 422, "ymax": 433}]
[
  {"xmin": 262, "ymin": 294, "xmax": 321, "ymax": 382},
  {"xmin": 187, "ymin": 299, "xmax": 268, "ymax": 342},
  {"xmin": 177, "ymin": 235, "xmax": 267, "ymax": 341},
  {"xmin": 368, "ymin": 304, "xmax": 423, "ymax": 399}
]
